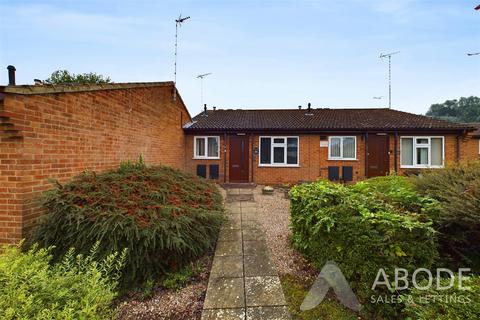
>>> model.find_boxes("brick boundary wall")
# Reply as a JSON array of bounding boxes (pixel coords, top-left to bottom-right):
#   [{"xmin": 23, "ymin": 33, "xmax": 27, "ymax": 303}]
[{"xmin": 0, "ymin": 83, "xmax": 191, "ymax": 243}]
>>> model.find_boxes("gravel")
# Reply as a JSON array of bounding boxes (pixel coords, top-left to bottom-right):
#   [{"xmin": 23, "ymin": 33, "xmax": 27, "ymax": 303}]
[
  {"xmin": 253, "ymin": 186, "xmax": 316, "ymax": 279},
  {"xmin": 116, "ymin": 255, "xmax": 213, "ymax": 320}
]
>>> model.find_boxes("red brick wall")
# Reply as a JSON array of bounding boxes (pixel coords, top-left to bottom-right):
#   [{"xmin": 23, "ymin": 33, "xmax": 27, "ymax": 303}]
[
  {"xmin": 185, "ymin": 132, "xmax": 472, "ymax": 185},
  {"xmin": 0, "ymin": 85, "xmax": 190, "ymax": 243}
]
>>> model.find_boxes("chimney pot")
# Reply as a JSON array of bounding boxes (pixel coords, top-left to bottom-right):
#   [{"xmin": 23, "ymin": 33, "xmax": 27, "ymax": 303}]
[
  {"xmin": 298, "ymin": 105, "xmax": 302, "ymax": 109},
  {"xmin": 213, "ymin": 106, "xmax": 216, "ymax": 111},
  {"xmin": 34, "ymin": 79, "xmax": 43, "ymax": 85},
  {"xmin": 7, "ymin": 65, "xmax": 16, "ymax": 86}
]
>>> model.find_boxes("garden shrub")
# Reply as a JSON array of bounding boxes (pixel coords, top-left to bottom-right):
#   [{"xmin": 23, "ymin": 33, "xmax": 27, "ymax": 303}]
[
  {"xmin": 28, "ymin": 160, "xmax": 225, "ymax": 285},
  {"xmin": 402, "ymin": 274, "xmax": 480, "ymax": 320},
  {"xmin": 413, "ymin": 162, "xmax": 480, "ymax": 271},
  {"xmin": 290, "ymin": 176, "xmax": 438, "ymax": 318},
  {"xmin": 0, "ymin": 242, "xmax": 125, "ymax": 320}
]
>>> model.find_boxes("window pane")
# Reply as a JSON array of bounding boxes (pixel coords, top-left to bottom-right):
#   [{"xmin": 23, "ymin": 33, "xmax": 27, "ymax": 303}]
[
  {"xmin": 431, "ymin": 138, "xmax": 443, "ymax": 166},
  {"xmin": 401, "ymin": 138, "xmax": 413, "ymax": 165},
  {"xmin": 260, "ymin": 138, "xmax": 271, "ymax": 164},
  {"xmin": 273, "ymin": 147, "xmax": 285, "ymax": 163},
  {"xmin": 416, "ymin": 147, "xmax": 429, "ymax": 165},
  {"xmin": 330, "ymin": 138, "xmax": 341, "ymax": 158},
  {"xmin": 196, "ymin": 138, "xmax": 205, "ymax": 157},
  {"xmin": 343, "ymin": 137, "xmax": 356, "ymax": 159},
  {"xmin": 273, "ymin": 138, "xmax": 285, "ymax": 144},
  {"xmin": 287, "ymin": 138, "xmax": 298, "ymax": 164},
  {"xmin": 207, "ymin": 137, "xmax": 219, "ymax": 157},
  {"xmin": 416, "ymin": 138, "xmax": 429, "ymax": 144}
]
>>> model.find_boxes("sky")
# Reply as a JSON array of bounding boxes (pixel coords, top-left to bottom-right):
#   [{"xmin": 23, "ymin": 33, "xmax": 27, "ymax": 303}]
[{"xmin": 0, "ymin": 0, "xmax": 479, "ymax": 116}]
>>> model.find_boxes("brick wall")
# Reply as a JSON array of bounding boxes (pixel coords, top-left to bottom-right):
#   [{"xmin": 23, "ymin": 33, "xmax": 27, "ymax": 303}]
[
  {"xmin": 0, "ymin": 84, "xmax": 190, "ymax": 243},
  {"xmin": 185, "ymin": 132, "xmax": 472, "ymax": 185}
]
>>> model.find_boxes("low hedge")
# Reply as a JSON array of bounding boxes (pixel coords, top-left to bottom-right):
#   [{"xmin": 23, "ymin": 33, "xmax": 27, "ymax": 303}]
[
  {"xmin": 28, "ymin": 160, "xmax": 225, "ymax": 285},
  {"xmin": 290, "ymin": 176, "xmax": 438, "ymax": 318},
  {"xmin": 413, "ymin": 162, "xmax": 480, "ymax": 271},
  {"xmin": 0, "ymin": 243, "xmax": 125, "ymax": 319},
  {"xmin": 402, "ymin": 274, "xmax": 480, "ymax": 320}
]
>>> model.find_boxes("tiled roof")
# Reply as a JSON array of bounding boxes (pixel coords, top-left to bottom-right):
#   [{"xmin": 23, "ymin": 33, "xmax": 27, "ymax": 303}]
[{"xmin": 184, "ymin": 108, "xmax": 472, "ymax": 132}]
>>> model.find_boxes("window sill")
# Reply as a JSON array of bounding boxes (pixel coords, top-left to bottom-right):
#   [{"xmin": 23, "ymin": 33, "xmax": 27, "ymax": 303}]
[
  {"xmin": 193, "ymin": 157, "xmax": 220, "ymax": 160},
  {"xmin": 400, "ymin": 165, "xmax": 444, "ymax": 169},
  {"xmin": 327, "ymin": 158, "xmax": 358, "ymax": 161},
  {"xmin": 258, "ymin": 164, "xmax": 300, "ymax": 168}
]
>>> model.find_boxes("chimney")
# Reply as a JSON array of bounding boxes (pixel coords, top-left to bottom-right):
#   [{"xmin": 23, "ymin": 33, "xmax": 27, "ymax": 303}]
[
  {"xmin": 213, "ymin": 106, "xmax": 216, "ymax": 111},
  {"xmin": 305, "ymin": 102, "xmax": 313, "ymax": 116},
  {"xmin": 298, "ymin": 105, "xmax": 302, "ymax": 109},
  {"xmin": 202, "ymin": 104, "xmax": 208, "ymax": 116},
  {"xmin": 34, "ymin": 79, "xmax": 43, "ymax": 85},
  {"xmin": 7, "ymin": 65, "xmax": 16, "ymax": 86}
]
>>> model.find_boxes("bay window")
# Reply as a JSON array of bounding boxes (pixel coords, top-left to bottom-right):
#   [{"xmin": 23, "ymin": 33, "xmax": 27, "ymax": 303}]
[
  {"xmin": 400, "ymin": 136, "xmax": 444, "ymax": 168},
  {"xmin": 194, "ymin": 136, "xmax": 220, "ymax": 159},
  {"xmin": 259, "ymin": 136, "xmax": 299, "ymax": 166},
  {"xmin": 328, "ymin": 136, "xmax": 357, "ymax": 160}
]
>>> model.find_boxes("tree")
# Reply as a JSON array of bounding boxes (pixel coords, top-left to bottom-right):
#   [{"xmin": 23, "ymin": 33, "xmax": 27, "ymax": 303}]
[
  {"xmin": 44, "ymin": 70, "xmax": 112, "ymax": 85},
  {"xmin": 426, "ymin": 96, "xmax": 480, "ymax": 123}
]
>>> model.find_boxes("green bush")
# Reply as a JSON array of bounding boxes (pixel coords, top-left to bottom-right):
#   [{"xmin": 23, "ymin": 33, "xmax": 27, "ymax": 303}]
[
  {"xmin": 290, "ymin": 176, "xmax": 438, "ymax": 318},
  {"xmin": 0, "ymin": 243, "xmax": 125, "ymax": 320},
  {"xmin": 403, "ymin": 275, "xmax": 480, "ymax": 319},
  {"xmin": 28, "ymin": 161, "xmax": 225, "ymax": 285},
  {"xmin": 413, "ymin": 162, "xmax": 480, "ymax": 271}
]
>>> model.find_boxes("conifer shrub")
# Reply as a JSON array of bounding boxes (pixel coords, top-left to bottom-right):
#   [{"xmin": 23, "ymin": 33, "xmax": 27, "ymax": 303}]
[
  {"xmin": 290, "ymin": 176, "xmax": 438, "ymax": 318},
  {"xmin": 413, "ymin": 162, "xmax": 480, "ymax": 271},
  {"xmin": 28, "ymin": 160, "xmax": 224, "ymax": 285}
]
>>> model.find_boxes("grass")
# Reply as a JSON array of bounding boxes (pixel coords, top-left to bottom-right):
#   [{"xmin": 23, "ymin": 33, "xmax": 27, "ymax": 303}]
[{"xmin": 280, "ymin": 274, "xmax": 359, "ymax": 320}]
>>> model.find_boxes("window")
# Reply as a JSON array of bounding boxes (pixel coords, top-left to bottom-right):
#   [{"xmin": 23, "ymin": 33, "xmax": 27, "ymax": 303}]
[
  {"xmin": 400, "ymin": 136, "xmax": 444, "ymax": 168},
  {"xmin": 259, "ymin": 136, "xmax": 299, "ymax": 166},
  {"xmin": 194, "ymin": 136, "xmax": 220, "ymax": 159},
  {"xmin": 328, "ymin": 136, "xmax": 357, "ymax": 160}
]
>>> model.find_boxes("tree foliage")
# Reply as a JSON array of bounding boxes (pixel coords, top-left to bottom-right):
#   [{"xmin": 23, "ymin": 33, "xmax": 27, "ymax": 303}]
[
  {"xmin": 426, "ymin": 96, "xmax": 480, "ymax": 123},
  {"xmin": 44, "ymin": 70, "xmax": 112, "ymax": 85}
]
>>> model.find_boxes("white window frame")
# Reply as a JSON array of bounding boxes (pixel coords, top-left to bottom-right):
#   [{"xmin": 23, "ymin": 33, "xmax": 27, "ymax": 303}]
[
  {"xmin": 258, "ymin": 136, "xmax": 300, "ymax": 167},
  {"xmin": 193, "ymin": 136, "xmax": 220, "ymax": 159},
  {"xmin": 400, "ymin": 136, "xmax": 445, "ymax": 169},
  {"xmin": 328, "ymin": 136, "xmax": 357, "ymax": 160}
]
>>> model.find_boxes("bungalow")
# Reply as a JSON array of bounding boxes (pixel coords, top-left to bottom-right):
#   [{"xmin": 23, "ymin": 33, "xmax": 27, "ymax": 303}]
[{"xmin": 183, "ymin": 106, "xmax": 477, "ymax": 184}]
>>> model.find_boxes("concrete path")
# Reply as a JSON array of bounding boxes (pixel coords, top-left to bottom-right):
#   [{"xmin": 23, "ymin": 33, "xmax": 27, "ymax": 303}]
[{"xmin": 202, "ymin": 188, "xmax": 291, "ymax": 320}]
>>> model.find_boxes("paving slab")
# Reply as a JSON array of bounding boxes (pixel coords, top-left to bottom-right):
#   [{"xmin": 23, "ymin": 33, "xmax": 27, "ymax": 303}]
[
  {"xmin": 246, "ymin": 306, "xmax": 291, "ymax": 320},
  {"xmin": 242, "ymin": 228, "xmax": 265, "ymax": 241},
  {"xmin": 241, "ymin": 201, "xmax": 257, "ymax": 208},
  {"xmin": 244, "ymin": 254, "xmax": 277, "ymax": 277},
  {"xmin": 242, "ymin": 213, "xmax": 258, "ymax": 221},
  {"xmin": 202, "ymin": 308, "xmax": 246, "ymax": 320},
  {"xmin": 241, "ymin": 220, "xmax": 258, "ymax": 230},
  {"xmin": 215, "ymin": 240, "xmax": 243, "ymax": 256},
  {"xmin": 243, "ymin": 240, "xmax": 269, "ymax": 256},
  {"xmin": 211, "ymin": 255, "xmax": 244, "ymax": 278},
  {"xmin": 204, "ymin": 277, "xmax": 245, "ymax": 309},
  {"xmin": 245, "ymin": 276, "xmax": 286, "ymax": 307},
  {"xmin": 241, "ymin": 207, "xmax": 257, "ymax": 214},
  {"xmin": 219, "ymin": 229, "xmax": 242, "ymax": 242},
  {"xmin": 239, "ymin": 188, "xmax": 254, "ymax": 194},
  {"xmin": 222, "ymin": 218, "xmax": 242, "ymax": 230}
]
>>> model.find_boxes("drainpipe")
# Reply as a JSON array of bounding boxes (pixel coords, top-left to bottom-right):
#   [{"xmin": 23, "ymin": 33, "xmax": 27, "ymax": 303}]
[
  {"xmin": 365, "ymin": 132, "xmax": 369, "ymax": 178},
  {"xmin": 394, "ymin": 132, "xmax": 398, "ymax": 174},
  {"xmin": 456, "ymin": 133, "xmax": 461, "ymax": 162},
  {"xmin": 223, "ymin": 132, "xmax": 227, "ymax": 183}
]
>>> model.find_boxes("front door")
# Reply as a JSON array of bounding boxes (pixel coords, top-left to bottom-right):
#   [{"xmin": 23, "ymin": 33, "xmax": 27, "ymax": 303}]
[
  {"xmin": 367, "ymin": 134, "xmax": 390, "ymax": 177},
  {"xmin": 229, "ymin": 135, "xmax": 249, "ymax": 182}
]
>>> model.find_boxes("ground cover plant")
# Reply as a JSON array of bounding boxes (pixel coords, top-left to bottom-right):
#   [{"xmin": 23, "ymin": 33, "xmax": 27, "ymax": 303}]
[
  {"xmin": 290, "ymin": 176, "xmax": 439, "ymax": 318},
  {"xmin": 0, "ymin": 242, "xmax": 125, "ymax": 320},
  {"xmin": 28, "ymin": 159, "xmax": 225, "ymax": 285},
  {"xmin": 413, "ymin": 162, "xmax": 480, "ymax": 272}
]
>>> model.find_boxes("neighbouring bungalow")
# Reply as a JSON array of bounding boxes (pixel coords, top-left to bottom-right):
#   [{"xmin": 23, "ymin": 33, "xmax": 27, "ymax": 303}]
[{"xmin": 183, "ymin": 105, "xmax": 477, "ymax": 184}]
